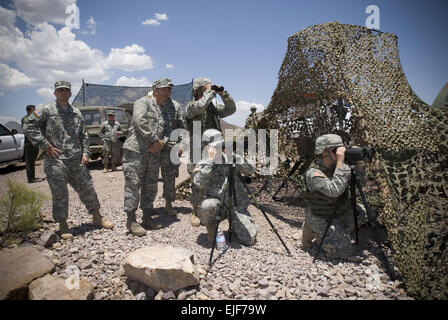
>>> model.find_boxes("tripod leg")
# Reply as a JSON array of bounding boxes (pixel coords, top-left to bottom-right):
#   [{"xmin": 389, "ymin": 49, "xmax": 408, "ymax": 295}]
[
  {"xmin": 313, "ymin": 217, "xmax": 334, "ymax": 263},
  {"xmin": 236, "ymin": 172, "xmax": 291, "ymax": 254},
  {"xmin": 353, "ymin": 174, "xmax": 396, "ymax": 280},
  {"xmin": 208, "ymin": 217, "xmax": 221, "ymax": 267},
  {"xmin": 350, "ymin": 170, "xmax": 359, "ymax": 245}
]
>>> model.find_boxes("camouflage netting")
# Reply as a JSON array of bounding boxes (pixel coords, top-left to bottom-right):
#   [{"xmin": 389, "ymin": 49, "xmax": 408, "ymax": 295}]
[
  {"xmin": 260, "ymin": 22, "xmax": 448, "ymax": 299},
  {"xmin": 72, "ymin": 81, "xmax": 193, "ymax": 110}
]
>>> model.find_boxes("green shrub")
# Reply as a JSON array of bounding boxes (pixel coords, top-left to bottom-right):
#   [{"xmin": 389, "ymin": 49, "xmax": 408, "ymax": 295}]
[{"xmin": 0, "ymin": 179, "xmax": 48, "ymax": 246}]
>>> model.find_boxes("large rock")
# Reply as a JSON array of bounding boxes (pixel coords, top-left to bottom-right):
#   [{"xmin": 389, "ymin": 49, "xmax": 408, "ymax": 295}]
[
  {"xmin": 0, "ymin": 247, "xmax": 55, "ymax": 299},
  {"xmin": 28, "ymin": 274, "xmax": 94, "ymax": 300},
  {"xmin": 122, "ymin": 245, "xmax": 199, "ymax": 291}
]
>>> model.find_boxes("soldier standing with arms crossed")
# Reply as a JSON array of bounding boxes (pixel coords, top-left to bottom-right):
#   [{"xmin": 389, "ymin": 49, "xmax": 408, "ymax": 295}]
[{"xmin": 23, "ymin": 81, "xmax": 114, "ymax": 239}]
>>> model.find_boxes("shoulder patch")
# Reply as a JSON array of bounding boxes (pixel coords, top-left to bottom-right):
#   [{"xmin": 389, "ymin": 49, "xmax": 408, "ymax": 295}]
[
  {"xmin": 33, "ymin": 109, "xmax": 42, "ymax": 118},
  {"xmin": 311, "ymin": 170, "xmax": 326, "ymax": 178}
]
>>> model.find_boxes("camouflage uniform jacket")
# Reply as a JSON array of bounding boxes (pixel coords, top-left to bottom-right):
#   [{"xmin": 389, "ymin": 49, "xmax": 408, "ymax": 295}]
[
  {"xmin": 245, "ymin": 112, "xmax": 261, "ymax": 130},
  {"xmin": 185, "ymin": 90, "xmax": 236, "ymax": 133},
  {"xmin": 192, "ymin": 154, "xmax": 255, "ymax": 209},
  {"xmin": 98, "ymin": 120, "xmax": 122, "ymax": 144},
  {"xmin": 123, "ymin": 96, "xmax": 185, "ymax": 154},
  {"xmin": 23, "ymin": 102, "xmax": 90, "ymax": 160},
  {"xmin": 304, "ymin": 159, "xmax": 367, "ymax": 217}
]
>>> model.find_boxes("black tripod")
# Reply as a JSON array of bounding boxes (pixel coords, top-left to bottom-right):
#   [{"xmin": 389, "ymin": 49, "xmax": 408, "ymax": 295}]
[
  {"xmin": 209, "ymin": 163, "xmax": 291, "ymax": 267},
  {"xmin": 313, "ymin": 167, "xmax": 396, "ymax": 280},
  {"xmin": 271, "ymin": 155, "xmax": 313, "ymax": 201}
]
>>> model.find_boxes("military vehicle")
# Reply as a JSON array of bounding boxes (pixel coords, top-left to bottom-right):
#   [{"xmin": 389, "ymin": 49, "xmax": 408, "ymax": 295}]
[{"xmin": 78, "ymin": 106, "xmax": 129, "ymax": 161}]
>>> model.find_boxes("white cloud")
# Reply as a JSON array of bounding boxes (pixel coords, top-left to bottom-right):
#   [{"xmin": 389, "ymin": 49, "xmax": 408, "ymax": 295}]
[
  {"xmin": 0, "ymin": 8, "xmax": 154, "ymax": 95},
  {"xmin": 80, "ymin": 16, "xmax": 96, "ymax": 35},
  {"xmin": 223, "ymin": 100, "xmax": 265, "ymax": 128},
  {"xmin": 142, "ymin": 13, "xmax": 169, "ymax": 27},
  {"xmin": 165, "ymin": 64, "xmax": 174, "ymax": 69},
  {"xmin": 142, "ymin": 19, "xmax": 160, "ymax": 27},
  {"xmin": 106, "ymin": 44, "xmax": 153, "ymax": 72},
  {"xmin": 13, "ymin": 0, "xmax": 76, "ymax": 25},
  {"xmin": 154, "ymin": 13, "xmax": 168, "ymax": 21},
  {"xmin": 0, "ymin": 63, "xmax": 34, "ymax": 91},
  {"xmin": 36, "ymin": 87, "xmax": 55, "ymax": 101},
  {"xmin": 115, "ymin": 76, "xmax": 152, "ymax": 87}
]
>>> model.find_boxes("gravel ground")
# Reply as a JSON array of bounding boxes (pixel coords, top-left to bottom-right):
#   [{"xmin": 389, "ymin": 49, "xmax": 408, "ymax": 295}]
[{"xmin": 0, "ymin": 160, "xmax": 412, "ymax": 300}]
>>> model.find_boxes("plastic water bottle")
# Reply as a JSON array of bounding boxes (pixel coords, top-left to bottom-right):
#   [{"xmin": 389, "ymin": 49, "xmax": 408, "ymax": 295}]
[{"xmin": 216, "ymin": 230, "xmax": 227, "ymax": 250}]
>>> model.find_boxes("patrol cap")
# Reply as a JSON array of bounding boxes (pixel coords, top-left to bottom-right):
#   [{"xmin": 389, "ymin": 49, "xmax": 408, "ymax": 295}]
[
  {"xmin": 315, "ymin": 134, "xmax": 344, "ymax": 155},
  {"xmin": 193, "ymin": 77, "xmax": 212, "ymax": 91},
  {"xmin": 153, "ymin": 78, "xmax": 174, "ymax": 89},
  {"xmin": 54, "ymin": 80, "xmax": 71, "ymax": 90},
  {"xmin": 250, "ymin": 105, "xmax": 257, "ymax": 111},
  {"xmin": 107, "ymin": 110, "xmax": 115, "ymax": 116},
  {"xmin": 203, "ymin": 129, "xmax": 223, "ymax": 148}
]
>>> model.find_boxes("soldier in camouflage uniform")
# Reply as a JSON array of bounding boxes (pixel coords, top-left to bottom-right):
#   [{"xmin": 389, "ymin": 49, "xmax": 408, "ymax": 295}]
[
  {"xmin": 244, "ymin": 105, "xmax": 260, "ymax": 130},
  {"xmin": 21, "ymin": 105, "xmax": 44, "ymax": 183},
  {"xmin": 185, "ymin": 78, "xmax": 236, "ymax": 227},
  {"xmin": 302, "ymin": 134, "xmax": 367, "ymax": 258},
  {"xmin": 192, "ymin": 129, "xmax": 258, "ymax": 246},
  {"xmin": 23, "ymin": 81, "xmax": 114, "ymax": 239},
  {"xmin": 98, "ymin": 111, "xmax": 123, "ymax": 172},
  {"xmin": 122, "ymin": 78, "xmax": 185, "ymax": 236}
]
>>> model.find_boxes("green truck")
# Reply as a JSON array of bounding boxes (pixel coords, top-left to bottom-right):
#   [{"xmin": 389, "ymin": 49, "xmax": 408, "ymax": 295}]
[{"xmin": 78, "ymin": 106, "xmax": 131, "ymax": 161}]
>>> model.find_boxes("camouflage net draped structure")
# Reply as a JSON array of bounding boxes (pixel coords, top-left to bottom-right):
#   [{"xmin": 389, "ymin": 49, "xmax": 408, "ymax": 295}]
[{"xmin": 260, "ymin": 22, "xmax": 448, "ymax": 299}]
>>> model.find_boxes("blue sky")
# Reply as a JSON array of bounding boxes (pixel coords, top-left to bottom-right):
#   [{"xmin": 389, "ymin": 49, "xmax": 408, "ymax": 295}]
[{"xmin": 0, "ymin": 0, "xmax": 446, "ymax": 127}]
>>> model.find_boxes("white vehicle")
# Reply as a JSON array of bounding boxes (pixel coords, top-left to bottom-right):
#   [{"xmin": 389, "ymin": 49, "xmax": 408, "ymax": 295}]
[{"xmin": 0, "ymin": 122, "xmax": 25, "ymax": 165}]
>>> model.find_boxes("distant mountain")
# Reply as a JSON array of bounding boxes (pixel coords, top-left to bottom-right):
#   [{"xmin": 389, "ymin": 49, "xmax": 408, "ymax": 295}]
[
  {"xmin": 5, "ymin": 121, "xmax": 23, "ymax": 134},
  {"xmin": 220, "ymin": 119, "xmax": 241, "ymax": 130}
]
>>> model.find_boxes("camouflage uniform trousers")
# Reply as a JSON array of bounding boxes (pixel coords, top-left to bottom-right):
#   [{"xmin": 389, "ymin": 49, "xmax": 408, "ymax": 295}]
[
  {"xmin": 123, "ymin": 149, "xmax": 179, "ymax": 213},
  {"xmin": 199, "ymin": 198, "xmax": 258, "ymax": 246},
  {"xmin": 102, "ymin": 141, "xmax": 122, "ymax": 166},
  {"xmin": 44, "ymin": 156, "xmax": 100, "ymax": 222},
  {"xmin": 305, "ymin": 203, "xmax": 367, "ymax": 257},
  {"xmin": 24, "ymin": 140, "xmax": 39, "ymax": 180},
  {"xmin": 188, "ymin": 163, "xmax": 205, "ymax": 212}
]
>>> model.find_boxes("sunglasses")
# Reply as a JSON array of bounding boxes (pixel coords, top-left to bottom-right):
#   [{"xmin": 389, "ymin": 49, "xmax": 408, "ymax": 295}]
[{"xmin": 56, "ymin": 88, "xmax": 71, "ymax": 92}]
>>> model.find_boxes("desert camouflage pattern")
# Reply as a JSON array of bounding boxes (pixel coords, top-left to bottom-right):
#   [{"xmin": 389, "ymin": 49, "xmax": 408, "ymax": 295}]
[
  {"xmin": 23, "ymin": 101, "xmax": 100, "ymax": 221},
  {"xmin": 259, "ymin": 22, "xmax": 448, "ymax": 298},
  {"xmin": 98, "ymin": 120, "xmax": 123, "ymax": 165},
  {"xmin": 192, "ymin": 154, "xmax": 258, "ymax": 246}
]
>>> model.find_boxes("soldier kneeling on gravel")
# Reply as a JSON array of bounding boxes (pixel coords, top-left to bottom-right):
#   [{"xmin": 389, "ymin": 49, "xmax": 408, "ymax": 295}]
[
  {"xmin": 192, "ymin": 129, "xmax": 258, "ymax": 246},
  {"xmin": 302, "ymin": 134, "xmax": 367, "ymax": 258}
]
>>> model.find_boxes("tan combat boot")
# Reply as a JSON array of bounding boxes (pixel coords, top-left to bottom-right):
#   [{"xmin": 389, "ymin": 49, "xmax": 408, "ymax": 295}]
[
  {"xmin": 142, "ymin": 209, "xmax": 163, "ymax": 230},
  {"xmin": 92, "ymin": 210, "xmax": 114, "ymax": 229},
  {"xmin": 103, "ymin": 164, "xmax": 108, "ymax": 173},
  {"xmin": 206, "ymin": 222, "xmax": 217, "ymax": 244},
  {"xmin": 59, "ymin": 220, "xmax": 73, "ymax": 240},
  {"xmin": 301, "ymin": 221, "xmax": 315, "ymax": 248},
  {"xmin": 126, "ymin": 211, "xmax": 146, "ymax": 236},
  {"xmin": 164, "ymin": 201, "xmax": 177, "ymax": 217},
  {"xmin": 190, "ymin": 204, "xmax": 201, "ymax": 227}
]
